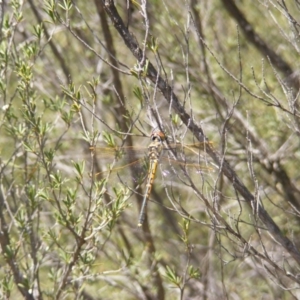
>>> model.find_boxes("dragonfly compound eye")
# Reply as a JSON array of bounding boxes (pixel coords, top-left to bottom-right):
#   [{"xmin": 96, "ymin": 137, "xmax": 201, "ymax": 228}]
[{"xmin": 151, "ymin": 135, "xmax": 161, "ymax": 142}]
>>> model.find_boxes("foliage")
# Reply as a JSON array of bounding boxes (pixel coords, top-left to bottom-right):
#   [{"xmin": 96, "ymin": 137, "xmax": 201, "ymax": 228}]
[{"xmin": 0, "ymin": 0, "xmax": 300, "ymax": 299}]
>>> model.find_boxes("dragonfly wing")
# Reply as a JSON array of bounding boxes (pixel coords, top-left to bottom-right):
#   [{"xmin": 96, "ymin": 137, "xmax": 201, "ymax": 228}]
[
  {"xmin": 93, "ymin": 154, "xmax": 149, "ymax": 187},
  {"xmin": 156, "ymin": 145, "xmax": 215, "ymax": 189}
]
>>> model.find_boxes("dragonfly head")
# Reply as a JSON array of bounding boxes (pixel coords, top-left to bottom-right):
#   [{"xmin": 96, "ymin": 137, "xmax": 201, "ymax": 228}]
[{"xmin": 151, "ymin": 129, "xmax": 166, "ymax": 142}]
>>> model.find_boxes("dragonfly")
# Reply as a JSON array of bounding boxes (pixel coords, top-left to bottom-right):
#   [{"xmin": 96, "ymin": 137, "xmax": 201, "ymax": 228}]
[{"xmin": 90, "ymin": 129, "xmax": 213, "ymax": 227}]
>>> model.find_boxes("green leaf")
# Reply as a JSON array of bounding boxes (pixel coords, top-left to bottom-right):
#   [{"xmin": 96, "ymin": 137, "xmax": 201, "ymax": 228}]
[
  {"xmin": 102, "ymin": 131, "xmax": 116, "ymax": 147},
  {"xmin": 72, "ymin": 160, "xmax": 85, "ymax": 178},
  {"xmin": 188, "ymin": 265, "xmax": 201, "ymax": 279},
  {"xmin": 33, "ymin": 24, "xmax": 44, "ymax": 39},
  {"xmin": 44, "ymin": 3, "xmax": 57, "ymax": 23},
  {"xmin": 133, "ymin": 86, "xmax": 143, "ymax": 103},
  {"xmin": 58, "ymin": 0, "xmax": 73, "ymax": 11},
  {"xmin": 165, "ymin": 266, "xmax": 181, "ymax": 287}
]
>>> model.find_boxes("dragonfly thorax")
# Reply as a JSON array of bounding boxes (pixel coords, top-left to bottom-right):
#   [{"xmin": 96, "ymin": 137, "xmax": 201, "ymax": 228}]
[
  {"xmin": 147, "ymin": 130, "xmax": 165, "ymax": 160},
  {"xmin": 147, "ymin": 139, "xmax": 163, "ymax": 160}
]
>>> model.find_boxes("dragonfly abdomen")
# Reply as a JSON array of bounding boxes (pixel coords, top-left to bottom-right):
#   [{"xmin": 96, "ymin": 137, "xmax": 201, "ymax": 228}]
[{"xmin": 137, "ymin": 132, "xmax": 164, "ymax": 227}]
